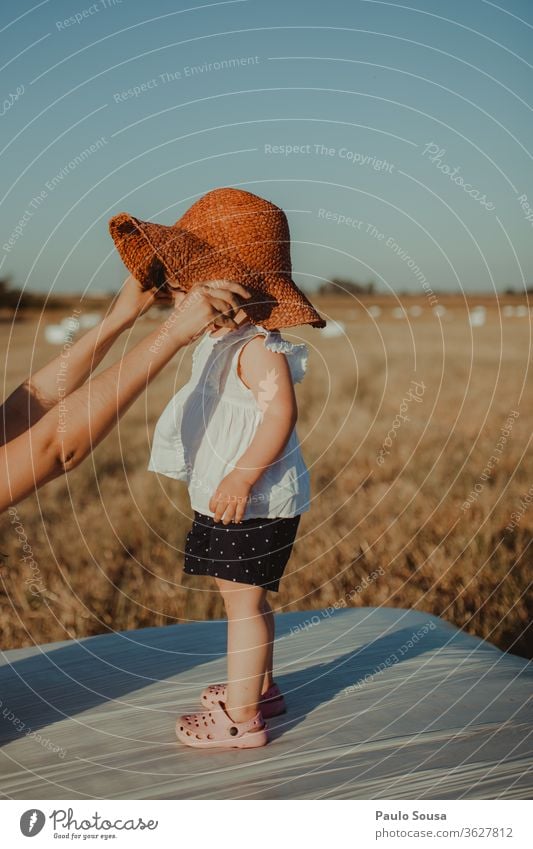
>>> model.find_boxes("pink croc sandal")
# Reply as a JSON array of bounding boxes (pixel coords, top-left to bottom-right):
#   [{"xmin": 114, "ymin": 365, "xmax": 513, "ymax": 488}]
[
  {"xmin": 201, "ymin": 681, "xmax": 286, "ymax": 719},
  {"xmin": 176, "ymin": 701, "xmax": 269, "ymax": 749}
]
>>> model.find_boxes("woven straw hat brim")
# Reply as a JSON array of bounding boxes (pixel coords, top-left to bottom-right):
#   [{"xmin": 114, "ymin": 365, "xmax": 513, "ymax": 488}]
[{"xmin": 108, "ymin": 212, "xmax": 326, "ymax": 330}]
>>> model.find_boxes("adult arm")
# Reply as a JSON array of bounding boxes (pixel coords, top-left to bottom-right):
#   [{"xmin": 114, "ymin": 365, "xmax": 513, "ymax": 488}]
[
  {"xmin": 1, "ymin": 276, "xmax": 168, "ymax": 445},
  {"xmin": 0, "ymin": 281, "xmax": 251, "ymax": 513}
]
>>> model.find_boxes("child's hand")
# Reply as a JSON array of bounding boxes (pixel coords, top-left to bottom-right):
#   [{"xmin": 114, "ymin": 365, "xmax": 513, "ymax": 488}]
[{"xmin": 209, "ymin": 470, "xmax": 254, "ymax": 524}]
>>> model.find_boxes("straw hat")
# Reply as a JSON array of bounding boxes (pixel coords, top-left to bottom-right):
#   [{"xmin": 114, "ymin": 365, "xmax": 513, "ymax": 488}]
[{"xmin": 108, "ymin": 187, "xmax": 326, "ymax": 330}]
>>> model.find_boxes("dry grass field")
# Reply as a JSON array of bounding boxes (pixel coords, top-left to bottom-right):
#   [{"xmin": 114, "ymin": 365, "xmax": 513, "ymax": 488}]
[{"xmin": 1, "ymin": 295, "xmax": 532, "ymax": 657}]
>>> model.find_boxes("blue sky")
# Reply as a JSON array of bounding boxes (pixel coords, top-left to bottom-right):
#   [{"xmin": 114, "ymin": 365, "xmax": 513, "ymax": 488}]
[{"xmin": 1, "ymin": 0, "xmax": 532, "ymax": 295}]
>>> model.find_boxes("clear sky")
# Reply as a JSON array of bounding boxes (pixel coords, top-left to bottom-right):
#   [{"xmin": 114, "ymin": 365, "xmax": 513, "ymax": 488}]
[{"xmin": 1, "ymin": 0, "xmax": 532, "ymax": 296}]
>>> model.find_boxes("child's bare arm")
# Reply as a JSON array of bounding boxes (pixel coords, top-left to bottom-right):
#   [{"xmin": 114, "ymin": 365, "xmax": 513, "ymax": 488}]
[
  {"xmin": 235, "ymin": 336, "xmax": 298, "ymax": 479},
  {"xmin": 209, "ymin": 335, "xmax": 298, "ymax": 524}
]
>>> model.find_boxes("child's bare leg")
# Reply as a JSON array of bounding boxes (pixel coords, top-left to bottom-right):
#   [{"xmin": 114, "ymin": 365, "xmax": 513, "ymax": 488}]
[
  {"xmin": 216, "ymin": 578, "xmax": 269, "ymax": 723},
  {"xmin": 261, "ymin": 597, "xmax": 274, "ymax": 692}
]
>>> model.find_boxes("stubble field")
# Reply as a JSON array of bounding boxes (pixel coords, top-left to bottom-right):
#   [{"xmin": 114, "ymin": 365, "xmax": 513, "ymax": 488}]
[{"xmin": 1, "ymin": 295, "xmax": 531, "ymax": 657}]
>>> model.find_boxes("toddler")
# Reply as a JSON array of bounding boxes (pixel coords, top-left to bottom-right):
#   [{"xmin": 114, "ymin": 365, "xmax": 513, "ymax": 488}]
[
  {"xmin": 149, "ymin": 304, "xmax": 312, "ymax": 748},
  {"xmin": 115, "ymin": 186, "xmax": 328, "ymax": 748}
]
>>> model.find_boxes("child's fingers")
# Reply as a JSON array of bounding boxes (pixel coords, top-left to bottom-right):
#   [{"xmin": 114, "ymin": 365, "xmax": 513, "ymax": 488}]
[
  {"xmin": 215, "ymin": 493, "xmax": 237, "ymax": 524},
  {"xmin": 213, "ymin": 498, "xmax": 226, "ymax": 523},
  {"xmin": 219, "ymin": 497, "xmax": 238, "ymax": 525},
  {"xmin": 234, "ymin": 499, "xmax": 246, "ymax": 524},
  {"xmin": 210, "ymin": 489, "xmax": 226, "ymax": 520},
  {"xmin": 211, "ymin": 489, "xmax": 248, "ymax": 524},
  {"xmin": 220, "ymin": 502, "xmax": 236, "ymax": 525}
]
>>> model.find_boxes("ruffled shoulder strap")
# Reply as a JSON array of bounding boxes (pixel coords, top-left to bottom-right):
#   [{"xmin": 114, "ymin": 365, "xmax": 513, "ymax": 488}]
[
  {"xmin": 250, "ymin": 327, "xmax": 309, "ymax": 384},
  {"xmin": 191, "ymin": 330, "xmax": 211, "ymax": 370}
]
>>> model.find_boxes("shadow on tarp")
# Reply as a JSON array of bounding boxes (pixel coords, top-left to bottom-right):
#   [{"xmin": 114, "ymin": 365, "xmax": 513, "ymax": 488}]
[
  {"xmin": 271, "ymin": 620, "xmax": 460, "ymax": 740},
  {"xmin": 0, "ymin": 609, "xmax": 461, "ymax": 746}
]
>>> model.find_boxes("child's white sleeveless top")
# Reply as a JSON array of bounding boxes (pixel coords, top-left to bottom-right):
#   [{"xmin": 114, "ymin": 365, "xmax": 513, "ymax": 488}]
[{"xmin": 148, "ymin": 323, "xmax": 311, "ymax": 520}]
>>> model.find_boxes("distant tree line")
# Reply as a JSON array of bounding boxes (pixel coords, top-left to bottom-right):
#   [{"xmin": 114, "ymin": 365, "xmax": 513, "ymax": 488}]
[
  {"xmin": 0, "ymin": 277, "xmax": 45, "ymax": 309},
  {"xmin": 318, "ymin": 280, "xmax": 533, "ymax": 296},
  {"xmin": 0, "ymin": 277, "xmax": 105, "ymax": 313},
  {"xmin": 504, "ymin": 286, "xmax": 533, "ymax": 295},
  {"xmin": 318, "ymin": 277, "xmax": 376, "ymax": 295}
]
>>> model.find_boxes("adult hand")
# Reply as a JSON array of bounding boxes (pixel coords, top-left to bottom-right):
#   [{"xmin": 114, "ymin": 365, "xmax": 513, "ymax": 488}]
[
  {"xmin": 209, "ymin": 469, "xmax": 254, "ymax": 524},
  {"xmin": 172, "ymin": 279, "xmax": 252, "ymax": 344},
  {"xmin": 110, "ymin": 274, "xmax": 175, "ymax": 328}
]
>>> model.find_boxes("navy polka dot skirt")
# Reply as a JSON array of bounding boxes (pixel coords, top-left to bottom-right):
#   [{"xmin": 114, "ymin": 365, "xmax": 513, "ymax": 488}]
[{"xmin": 183, "ymin": 510, "xmax": 301, "ymax": 592}]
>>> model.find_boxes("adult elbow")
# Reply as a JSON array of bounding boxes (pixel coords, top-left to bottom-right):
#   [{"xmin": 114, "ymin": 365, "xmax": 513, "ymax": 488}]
[
  {"xmin": 58, "ymin": 447, "xmax": 80, "ymax": 473},
  {"xmin": 50, "ymin": 438, "xmax": 86, "ymax": 474},
  {"xmin": 59, "ymin": 443, "xmax": 88, "ymax": 473}
]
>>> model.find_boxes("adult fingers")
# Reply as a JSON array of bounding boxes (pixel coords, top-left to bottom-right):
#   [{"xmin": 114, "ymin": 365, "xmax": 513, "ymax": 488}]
[
  {"xmin": 205, "ymin": 294, "xmax": 241, "ymax": 315},
  {"xmin": 204, "ymin": 296, "xmax": 241, "ymax": 326},
  {"xmin": 206, "ymin": 280, "xmax": 252, "ymax": 301},
  {"xmin": 203, "ymin": 282, "xmax": 252, "ymax": 311}
]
